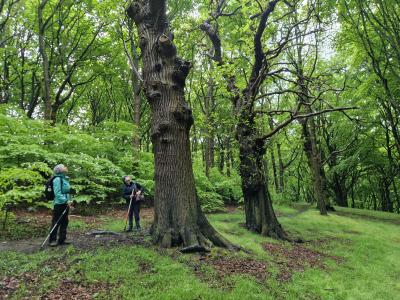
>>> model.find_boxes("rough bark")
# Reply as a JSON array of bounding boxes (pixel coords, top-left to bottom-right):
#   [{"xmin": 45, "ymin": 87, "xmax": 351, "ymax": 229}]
[
  {"xmin": 127, "ymin": 0, "xmax": 233, "ymax": 250},
  {"xmin": 237, "ymin": 119, "xmax": 287, "ymax": 239}
]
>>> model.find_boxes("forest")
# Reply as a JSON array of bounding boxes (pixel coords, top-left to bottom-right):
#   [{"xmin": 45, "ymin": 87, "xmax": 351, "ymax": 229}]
[{"xmin": 0, "ymin": 0, "xmax": 399, "ymax": 299}]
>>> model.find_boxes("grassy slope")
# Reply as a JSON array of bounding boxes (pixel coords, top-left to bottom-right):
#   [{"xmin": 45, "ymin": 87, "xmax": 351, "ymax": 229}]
[{"xmin": 1, "ymin": 205, "xmax": 399, "ymax": 300}]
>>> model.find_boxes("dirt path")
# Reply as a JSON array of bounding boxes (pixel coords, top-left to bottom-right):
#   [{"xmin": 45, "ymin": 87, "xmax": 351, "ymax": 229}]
[
  {"xmin": 0, "ymin": 229, "xmax": 152, "ymax": 253},
  {"xmin": 0, "ymin": 207, "xmax": 155, "ymax": 253}
]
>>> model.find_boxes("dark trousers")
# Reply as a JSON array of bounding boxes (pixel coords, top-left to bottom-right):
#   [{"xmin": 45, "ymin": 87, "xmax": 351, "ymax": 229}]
[
  {"xmin": 49, "ymin": 204, "xmax": 69, "ymax": 243},
  {"xmin": 126, "ymin": 199, "xmax": 141, "ymax": 229}
]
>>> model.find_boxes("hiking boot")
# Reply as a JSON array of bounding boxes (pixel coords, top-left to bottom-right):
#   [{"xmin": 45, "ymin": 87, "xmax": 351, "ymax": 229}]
[
  {"xmin": 126, "ymin": 227, "xmax": 133, "ymax": 232},
  {"xmin": 58, "ymin": 241, "xmax": 71, "ymax": 246},
  {"xmin": 49, "ymin": 241, "xmax": 58, "ymax": 247}
]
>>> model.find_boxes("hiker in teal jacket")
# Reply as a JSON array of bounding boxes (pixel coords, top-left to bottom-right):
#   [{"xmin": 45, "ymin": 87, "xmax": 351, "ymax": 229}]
[{"xmin": 49, "ymin": 164, "xmax": 72, "ymax": 246}]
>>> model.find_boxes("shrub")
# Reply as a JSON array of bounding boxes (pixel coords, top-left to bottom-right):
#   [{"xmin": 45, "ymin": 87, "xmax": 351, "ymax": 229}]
[
  {"xmin": 0, "ymin": 105, "xmax": 241, "ymax": 213},
  {"xmin": 0, "ymin": 168, "xmax": 44, "ymax": 210}
]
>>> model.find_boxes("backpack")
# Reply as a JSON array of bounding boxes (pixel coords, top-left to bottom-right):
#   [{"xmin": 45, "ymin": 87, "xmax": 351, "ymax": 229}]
[{"xmin": 44, "ymin": 176, "xmax": 62, "ymax": 201}]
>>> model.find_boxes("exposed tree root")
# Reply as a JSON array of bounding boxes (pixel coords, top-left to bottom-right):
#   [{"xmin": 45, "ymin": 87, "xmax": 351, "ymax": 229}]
[
  {"xmin": 180, "ymin": 245, "xmax": 209, "ymax": 253},
  {"xmin": 150, "ymin": 201, "xmax": 241, "ymax": 253}
]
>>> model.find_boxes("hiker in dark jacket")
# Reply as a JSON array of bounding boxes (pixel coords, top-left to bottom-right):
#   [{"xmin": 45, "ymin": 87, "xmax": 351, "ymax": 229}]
[
  {"xmin": 49, "ymin": 164, "xmax": 72, "ymax": 246},
  {"xmin": 122, "ymin": 176, "xmax": 144, "ymax": 232}
]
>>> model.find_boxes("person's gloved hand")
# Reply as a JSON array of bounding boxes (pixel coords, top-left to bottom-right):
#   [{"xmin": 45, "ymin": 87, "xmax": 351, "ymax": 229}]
[{"xmin": 68, "ymin": 201, "xmax": 75, "ymax": 210}]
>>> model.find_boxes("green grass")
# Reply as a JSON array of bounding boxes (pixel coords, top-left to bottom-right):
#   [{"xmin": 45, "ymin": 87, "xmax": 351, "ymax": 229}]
[
  {"xmin": 279, "ymin": 207, "xmax": 400, "ymax": 300},
  {"xmin": 1, "ymin": 205, "xmax": 399, "ymax": 300},
  {"xmin": 334, "ymin": 206, "xmax": 400, "ymax": 222}
]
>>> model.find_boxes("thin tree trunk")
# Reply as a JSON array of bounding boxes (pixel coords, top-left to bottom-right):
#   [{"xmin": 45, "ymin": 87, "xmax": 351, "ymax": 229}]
[
  {"xmin": 204, "ymin": 75, "xmax": 215, "ymax": 177},
  {"xmin": 130, "ymin": 53, "xmax": 141, "ymax": 176},
  {"xmin": 1, "ymin": 52, "xmax": 10, "ymax": 104},
  {"xmin": 132, "ymin": 82, "xmax": 141, "ymax": 177},
  {"xmin": 380, "ymin": 83, "xmax": 400, "ymax": 158},
  {"xmin": 332, "ymin": 174, "xmax": 348, "ymax": 207},
  {"xmin": 218, "ymin": 141, "xmax": 225, "ymax": 173},
  {"xmin": 380, "ymin": 178, "xmax": 392, "ymax": 212},
  {"xmin": 226, "ymin": 137, "xmax": 232, "ymax": 177},
  {"xmin": 27, "ymin": 71, "xmax": 40, "ymax": 118},
  {"xmin": 350, "ymin": 174, "xmax": 356, "ymax": 208},
  {"xmin": 301, "ymin": 116, "xmax": 328, "ymax": 215},
  {"xmin": 19, "ymin": 48, "xmax": 26, "ymax": 110},
  {"xmin": 268, "ymin": 119, "xmax": 279, "ymax": 192},
  {"xmin": 277, "ymin": 143, "xmax": 284, "ymax": 193},
  {"xmin": 392, "ymin": 179, "xmax": 399, "ymax": 213},
  {"xmin": 269, "ymin": 147, "xmax": 279, "ymax": 193},
  {"xmin": 384, "ymin": 128, "xmax": 395, "ymax": 212},
  {"xmin": 192, "ymin": 122, "xmax": 198, "ymax": 153},
  {"xmin": 133, "ymin": 88, "xmax": 141, "ymax": 145},
  {"xmin": 127, "ymin": 0, "xmax": 232, "ymax": 250},
  {"xmin": 38, "ymin": 1, "xmax": 52, "ymax": 120},
  {"xmin": 127, "ymin": 19, "xmax": 142, "ymax": 150},
  {"xmin": 50, "ymin": 102, "xmax": 59, "ymax": 123}
]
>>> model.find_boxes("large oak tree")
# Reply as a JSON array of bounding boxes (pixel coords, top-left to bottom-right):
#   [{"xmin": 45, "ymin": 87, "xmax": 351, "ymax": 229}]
[{"xmin": 126, "ymin": 0, "xmax": 233, "ymax": 250}]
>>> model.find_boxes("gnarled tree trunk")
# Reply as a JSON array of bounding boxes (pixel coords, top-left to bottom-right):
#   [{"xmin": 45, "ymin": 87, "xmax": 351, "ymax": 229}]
[
  {"xmin": 237, "ymin": 115, "xmax": 287, "ymax": 239},
  {"xmin": 127, "ymin": 0, "xmax": 232, "ymax": 250},
  {"xmin": 200, "ymin": 0, "xmax": 287, "ymax": 240}
]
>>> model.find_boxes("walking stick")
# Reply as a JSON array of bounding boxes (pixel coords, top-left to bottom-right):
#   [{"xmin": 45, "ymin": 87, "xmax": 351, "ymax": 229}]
[
  {"xmin": 41, "ymin": 206, "xmax": 68, "ymax": 248},
  {"xmin": 124, "ymin": 190, "xmax": 135, "ymax": 231}
]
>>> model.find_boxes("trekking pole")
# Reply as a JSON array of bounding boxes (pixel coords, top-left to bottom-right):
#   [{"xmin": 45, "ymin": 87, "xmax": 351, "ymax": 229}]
[
  {"xmin": 41, "ymin": 206, "xmax": 68, "ymax": 248},
  {"xmin": 123, "ymin": 191, "xmax": 135, "ymax": 231}
]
